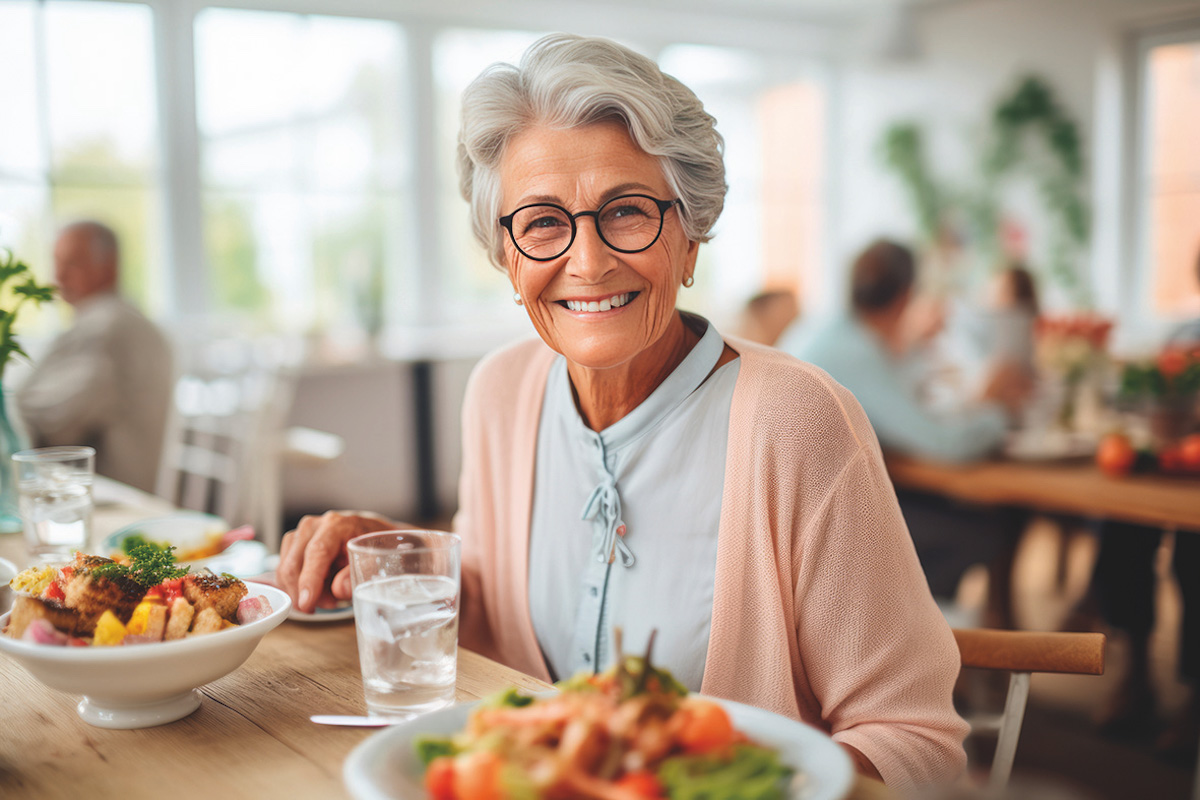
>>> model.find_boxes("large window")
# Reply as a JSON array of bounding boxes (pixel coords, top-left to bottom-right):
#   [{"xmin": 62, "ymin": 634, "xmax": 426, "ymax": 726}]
[
  {"xmin": 1, "ymin": 3, "xmax": 828, "ymax": 345},
  {"xmin": 194, "ymin": 9, "xmax": 410, "ymax": 336},
  {"xmin": 1139, "ymin": 34, "xmax": 1200, "ymax": 321},
  {"xmin": 0, "ymin": 0, "xmax": 161, "ymax": 319}
]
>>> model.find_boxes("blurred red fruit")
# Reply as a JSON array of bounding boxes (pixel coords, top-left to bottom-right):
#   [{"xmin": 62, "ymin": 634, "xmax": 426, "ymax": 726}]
[
  {"xmin": 1180, "ymin": 434, "xmax": 1200, "ymax": 472},
  {"xmin": 1096, "ymin": 433, "xmax": 1136, "ymax": 477}
]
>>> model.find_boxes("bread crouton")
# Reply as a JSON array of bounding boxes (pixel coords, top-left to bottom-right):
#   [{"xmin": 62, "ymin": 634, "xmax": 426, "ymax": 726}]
[
  {"xmin": 189, "ymin": 607, "xmax": 223, "ymax": 636},
  {"xmin": 164, "ymin": 597, "xmax": 194, "ymax": 640},
  {"xmin": 143, "ymin": 604, "xmax": 168, "ymax": 641}
]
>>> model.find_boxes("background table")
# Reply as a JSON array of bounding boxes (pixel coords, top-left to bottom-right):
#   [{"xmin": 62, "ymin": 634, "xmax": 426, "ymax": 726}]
[
  {"xmin": 886, "ymin": 454, "xmax": 1200, "ymax": 531},
  {"xmin": 0, "ymin": 478, "xmax": 890, "ymax": 800}
]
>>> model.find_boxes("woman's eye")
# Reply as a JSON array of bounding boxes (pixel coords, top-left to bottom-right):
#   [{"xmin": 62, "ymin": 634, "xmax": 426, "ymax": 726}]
[
  {"xmin": 609, "ymin": 204, "xmax": 648, "ymax": 219},
  {"xmin": 525, "ymin": 215, "xmax": 567, "ymax": 231}
]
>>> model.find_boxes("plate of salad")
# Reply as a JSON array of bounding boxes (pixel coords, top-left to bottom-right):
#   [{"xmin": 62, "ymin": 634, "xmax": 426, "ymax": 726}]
[
  {"xmin": 103, "ymin": 512, "xmax": 268, "ymax": 577},
  {"xmin": 342, "ymin": 642, "xmax": 853, "ymax": 800}
]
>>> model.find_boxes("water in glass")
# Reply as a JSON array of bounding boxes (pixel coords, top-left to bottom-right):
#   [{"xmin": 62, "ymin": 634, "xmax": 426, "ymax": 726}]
[
  {"xmin": 353, "ymin": 573, "xmax": 458, "ymax": 718},
  {"xmin": 19, "ymin": 464, "xmax": 92, "ymax": 561}
]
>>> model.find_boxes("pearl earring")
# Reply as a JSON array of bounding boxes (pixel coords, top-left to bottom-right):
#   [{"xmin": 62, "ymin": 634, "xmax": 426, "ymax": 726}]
[
  {"xmin": 513, "ymin": 292, "xmax": 523, "ymax": 305},
  {"xmin": 682, "ymin": 276, "xmax": 695, "ymax": 288}
]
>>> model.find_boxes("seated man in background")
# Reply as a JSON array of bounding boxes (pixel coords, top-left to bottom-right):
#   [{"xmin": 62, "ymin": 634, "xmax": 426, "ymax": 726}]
[
  {"xmin": 16, "ymin": 221, "xmax": 173, "ymax": 493},
  {"xmin": 786, "ymin": 239, "xmax": 1031, "ymax": 619}
]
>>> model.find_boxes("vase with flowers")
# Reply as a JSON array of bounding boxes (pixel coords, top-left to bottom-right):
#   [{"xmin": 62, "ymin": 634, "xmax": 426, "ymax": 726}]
[
  {"xmin": 1033, "ymin": 312, "xmax": 1114, "ymax": 432},
  {"xmin": 0, "ymin": 249, "xmax": 56, "ymax": 532},
  {"xmin": 1119, "ymin": 344, "xmax": 1200, "ymax": 446}
]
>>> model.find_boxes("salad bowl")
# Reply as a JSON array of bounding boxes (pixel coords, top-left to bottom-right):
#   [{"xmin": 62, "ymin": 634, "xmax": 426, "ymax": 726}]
[
  {"xmin": 343, "ymin": 694, "xmax": 854, "ymax": 800},
  {"xmin": 0, "ymin": 581, "xmax": 290, "ymax": 729}
]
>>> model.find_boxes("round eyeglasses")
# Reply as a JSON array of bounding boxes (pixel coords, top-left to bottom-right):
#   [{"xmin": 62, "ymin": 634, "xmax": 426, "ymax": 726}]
[{"xmin": 498, "ymin": 194, "xmax": 682, "ymax": 262}]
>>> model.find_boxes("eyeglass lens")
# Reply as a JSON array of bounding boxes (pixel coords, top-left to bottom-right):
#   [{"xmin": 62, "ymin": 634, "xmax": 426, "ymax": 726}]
[{"xmin": 508, "ymin": 195, "xmax": 667, "ymax": 260}]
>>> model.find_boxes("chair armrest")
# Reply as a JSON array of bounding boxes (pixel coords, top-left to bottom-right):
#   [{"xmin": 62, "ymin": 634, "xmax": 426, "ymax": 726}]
[{"xmin": 952, "ymin": 628, "xmax": 1105, "ymax": 675}]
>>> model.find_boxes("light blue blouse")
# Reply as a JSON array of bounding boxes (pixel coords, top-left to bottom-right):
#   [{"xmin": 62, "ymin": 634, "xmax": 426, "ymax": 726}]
[{"xmin": 528, "ymin": 318, "xmax": 739, "ymax": 691}]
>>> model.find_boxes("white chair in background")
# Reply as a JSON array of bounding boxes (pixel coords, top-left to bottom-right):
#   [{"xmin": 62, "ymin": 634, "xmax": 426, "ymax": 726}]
[{"xmin": 156, "ymin": 338, "xmax": 344, "ymax": 553}]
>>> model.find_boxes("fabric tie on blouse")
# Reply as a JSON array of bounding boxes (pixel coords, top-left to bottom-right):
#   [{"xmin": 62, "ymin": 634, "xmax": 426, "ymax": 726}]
[{"xmin": 581, "ymin": 473, "xmax": 635, "ymax": 567}]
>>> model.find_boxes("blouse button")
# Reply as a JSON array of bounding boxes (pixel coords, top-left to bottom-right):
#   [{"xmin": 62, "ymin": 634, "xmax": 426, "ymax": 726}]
[
  {"xmin": 589, "ymin": 586, "xmax": 598, "ymax": 597},
  {"xmin": 582, "ymin": 652, "xmax": 592, "ymax": 664}
]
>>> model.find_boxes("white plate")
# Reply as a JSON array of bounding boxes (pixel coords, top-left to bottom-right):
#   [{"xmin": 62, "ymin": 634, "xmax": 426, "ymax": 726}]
[
  {"xmin": 0, "ymin": 582, "xmax": 290, "ymax": 728},
  {"xmin": 343, "ymin": 694, "xmax": 854, "ymax": 800},
  {"xmin": 1003, "ymin": 430, "xmax": 1097, "ymax": 462},
  {"xmin": 290, "ymin": 603, "xmax": 354, "ymax": 623},
  {"xmin": 102, "ymin": 512, "xmax": 268, "ymax": 577}
]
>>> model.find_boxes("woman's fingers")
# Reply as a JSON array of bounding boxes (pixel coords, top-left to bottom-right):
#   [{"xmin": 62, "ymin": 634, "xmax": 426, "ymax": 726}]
[
  {"xmin": 276, "ymin": 515, "xmax": 321, "ymax": 601},
  {"xmin": 329, "ymin": 566, "xmax": 353, "ymax": 603}
]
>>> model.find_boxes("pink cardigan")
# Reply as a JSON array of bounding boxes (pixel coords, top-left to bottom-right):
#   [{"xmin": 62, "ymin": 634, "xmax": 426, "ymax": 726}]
[{"xmin": 454, "ymin": 335, "xmax": 968, "ymax": 792}]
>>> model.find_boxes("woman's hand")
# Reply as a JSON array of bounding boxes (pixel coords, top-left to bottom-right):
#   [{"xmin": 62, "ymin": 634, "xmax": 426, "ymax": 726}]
[{"xmin": 277, "ymin": 510, "xmax": 398, "ymax": 614}]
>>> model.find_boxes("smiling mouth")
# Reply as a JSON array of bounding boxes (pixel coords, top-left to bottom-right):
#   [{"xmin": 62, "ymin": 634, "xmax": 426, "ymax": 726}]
[{"xmin": 559, "ymin": 292, "xmax": 638, "ymax": 313}]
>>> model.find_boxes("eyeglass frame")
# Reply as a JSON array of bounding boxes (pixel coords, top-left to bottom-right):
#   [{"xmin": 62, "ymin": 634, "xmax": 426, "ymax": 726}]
[{"xmin": 497, "ymin": 194, "xmax": 683, "ymax": 262}]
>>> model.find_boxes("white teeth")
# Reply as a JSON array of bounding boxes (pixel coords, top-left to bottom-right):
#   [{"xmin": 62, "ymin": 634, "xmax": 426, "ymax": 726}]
[{"xmin": 565, "ymin": 293, "xmax": 631, "ymax": 313}]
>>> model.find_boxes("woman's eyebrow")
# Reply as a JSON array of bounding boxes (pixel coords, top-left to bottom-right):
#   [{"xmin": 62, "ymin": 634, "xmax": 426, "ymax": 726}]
[
  {"xmin": 599, "ymin": 183, "xmax": 658, "ymax": 203},
  {"xmin": 511, "ymin": 183, "xmax": 660, "ymax": 210}
]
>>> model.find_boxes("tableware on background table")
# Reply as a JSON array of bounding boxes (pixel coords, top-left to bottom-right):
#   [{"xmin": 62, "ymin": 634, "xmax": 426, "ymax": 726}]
[
  {"xmin": 0, "ymin": 581, "xmax": 290, "ymax": 729},
  {"xmin": 342, "ymin": 695, "xmax": 855, "ymax": 800},
  {"xmin": 12, "ymin": 446, "xmax": 94, "ymax": 562},
  {"xmin": 103, "ymin": 512, "xmax": 268, "ymax": 577},
  {"xmin": 1003, "ymin": 429, "xmax": 1098, "ymax": 461},
  {"xmin": 348, "ymin": 530, "xmax": 461, "ymax": 720}
]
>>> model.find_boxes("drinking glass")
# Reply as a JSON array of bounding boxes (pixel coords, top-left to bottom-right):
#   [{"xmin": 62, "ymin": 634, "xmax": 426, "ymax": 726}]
[
  {"xmin": 347, "ymin": 530, "xmax": 461, "ymax": 719},
  {"xmin": 12, "ymin": 446, "xmax": 95, "ymax": 562}
]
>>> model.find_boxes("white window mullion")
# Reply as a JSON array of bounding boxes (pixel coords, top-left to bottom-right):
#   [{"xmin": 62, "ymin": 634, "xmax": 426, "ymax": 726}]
[
  {"xmin": 404, "ymin": 22, "xmax": 441, "ymax": 330},
  {"xmin": 153, "ymin": 0, "xmax": 209, "ymax": 323}
]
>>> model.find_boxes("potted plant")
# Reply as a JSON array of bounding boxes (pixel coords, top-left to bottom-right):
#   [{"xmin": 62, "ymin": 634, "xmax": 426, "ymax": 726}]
[
  {"xmin": 0, "ymin": 248, "xmax": 56, "ymax": 532},
  {"xmin": 1118, "ymin": 344, "xmax": 1200, "ymax": 446}
]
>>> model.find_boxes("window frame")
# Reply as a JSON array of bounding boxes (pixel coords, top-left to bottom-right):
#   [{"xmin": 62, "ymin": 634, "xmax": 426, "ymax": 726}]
[{"xmin": 1121, "ymin": 18, "xmax": 1200, "ymax": 351}]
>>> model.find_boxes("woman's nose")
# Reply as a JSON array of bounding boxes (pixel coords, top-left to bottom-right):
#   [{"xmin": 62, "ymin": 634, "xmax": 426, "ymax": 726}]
[{"xmin": 565, "ymin": 217, "xmax": 618, "ymax": 282}]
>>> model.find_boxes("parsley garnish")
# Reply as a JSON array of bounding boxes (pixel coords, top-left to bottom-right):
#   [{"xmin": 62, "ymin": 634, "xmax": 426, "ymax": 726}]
[{"xmin": 93, "ymin": 542, "xmax": 190, "ymax": 588}]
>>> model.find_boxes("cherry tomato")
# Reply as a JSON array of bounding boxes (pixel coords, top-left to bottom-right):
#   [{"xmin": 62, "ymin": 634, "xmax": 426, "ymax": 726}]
[
  {"xmin": 615, "ymin": 770, "xmax": 666, "ymax": 798},
  {"xmin": 1096, "ymin": 433, "xmax": 1136, "ymax": 478},
  {"xmin": 453, "ymin": 751, "xmax": 503, "ymax": 800},
  {"xmin": 677, "ymin": 700, "xmax": 735, "ymax": 753},
  {"xmin": 424, "ymin": 757, "xmax": 457, "ymax": 800},
  {"xmin": 43, "ymin": 581, "xmax": 65, "ymax": 602}
]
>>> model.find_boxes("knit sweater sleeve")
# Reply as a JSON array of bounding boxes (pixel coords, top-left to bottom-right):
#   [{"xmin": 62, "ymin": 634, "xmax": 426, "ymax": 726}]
[{"xmin": 785, "ymin": 371, "xmax": 969, "ymax": 791}]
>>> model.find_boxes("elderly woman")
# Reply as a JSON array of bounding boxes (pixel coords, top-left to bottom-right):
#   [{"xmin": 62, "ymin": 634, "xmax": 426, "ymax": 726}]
[{"xmin": 277, "ymin": 33, "xmax": 967, "ymax": 791}]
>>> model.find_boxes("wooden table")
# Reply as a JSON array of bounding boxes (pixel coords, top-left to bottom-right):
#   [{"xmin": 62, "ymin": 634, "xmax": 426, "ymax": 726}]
[
  {"xmin": 0, "ymin": 479, "xmax": 890, "ymax": 800},
  {"xmin": 886, "ymin": 454, "xmax": 1200, "ymax": 531}
]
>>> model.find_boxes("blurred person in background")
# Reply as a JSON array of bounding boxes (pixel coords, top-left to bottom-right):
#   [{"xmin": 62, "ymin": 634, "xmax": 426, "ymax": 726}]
[
  {"xmin": 786, "ymin": 239, "xmax": 1032, "ymax": 620},
  {"xmin": 730, "ymin": 288, "xmax": 799, "ymax": 347},
  {"xmin": 15, "ymin": 221, "xmax": 173, "ymax": 493}
]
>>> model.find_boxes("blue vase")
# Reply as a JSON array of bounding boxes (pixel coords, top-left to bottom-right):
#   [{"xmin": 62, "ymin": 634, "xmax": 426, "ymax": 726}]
[{"xmin": 0, "ymin": 384, "xmax": 26, "ymax": 533}]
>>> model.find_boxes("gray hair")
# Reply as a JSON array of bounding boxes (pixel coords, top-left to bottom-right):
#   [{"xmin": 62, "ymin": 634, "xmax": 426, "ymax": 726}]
[
  {"xmin": 60, "ymin": 220, "xmax": 120, "ymax": 267},
  {"xmin": 457, "ymin": 33, "xmax": 727, "ymax": 270}
]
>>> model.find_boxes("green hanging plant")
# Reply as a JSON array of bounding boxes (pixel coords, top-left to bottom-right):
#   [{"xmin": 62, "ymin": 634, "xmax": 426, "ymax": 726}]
[{"xmin": 880, "ymin": 75, "xmax": 1091, "ymax": 306}]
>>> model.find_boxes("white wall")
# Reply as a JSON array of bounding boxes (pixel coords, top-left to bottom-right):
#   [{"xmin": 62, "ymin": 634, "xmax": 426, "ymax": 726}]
[{"xmin": 824, "ymin": 0, "xmax": 1200, "ymax": 336}]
